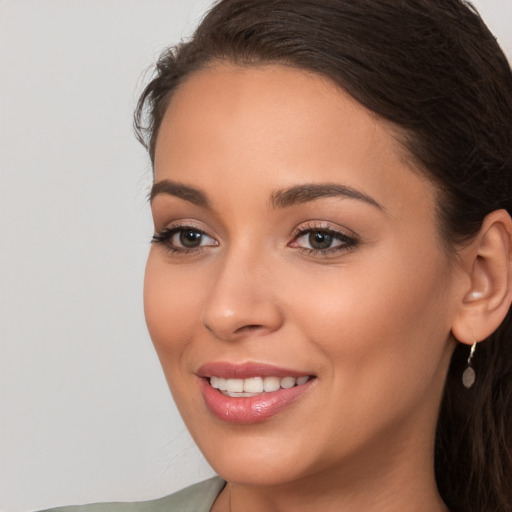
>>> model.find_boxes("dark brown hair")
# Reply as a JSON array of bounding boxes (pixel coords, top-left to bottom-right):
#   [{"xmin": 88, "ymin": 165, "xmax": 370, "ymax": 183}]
[{"xmin": 134, "ymin": 1, "xmax": 512, "ymax": 510}]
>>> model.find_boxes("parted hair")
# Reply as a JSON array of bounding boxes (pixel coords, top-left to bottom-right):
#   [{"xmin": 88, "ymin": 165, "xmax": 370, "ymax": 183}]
[{"xmin": 134, "ymin": 1, "xmax": 512, "ymax": 510}]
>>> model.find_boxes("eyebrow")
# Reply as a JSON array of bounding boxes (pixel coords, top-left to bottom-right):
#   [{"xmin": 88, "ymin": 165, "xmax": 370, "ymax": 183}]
[
  {"xmin": 150, "ymin": 179, "xmax": 383, "ymax": 212},
  {"xmin": 150, "ymin": 180, "xmax": 211, "ymax": 208},
  {"xmin": 271, "ymin": 183, "xmax": 384, "ymax": 210}
]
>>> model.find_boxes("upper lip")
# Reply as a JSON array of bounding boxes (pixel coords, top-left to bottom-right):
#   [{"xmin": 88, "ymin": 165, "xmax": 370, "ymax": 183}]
[{"xmin": 197, "ymin": 361, "xmax": 314, "ymax": 379}]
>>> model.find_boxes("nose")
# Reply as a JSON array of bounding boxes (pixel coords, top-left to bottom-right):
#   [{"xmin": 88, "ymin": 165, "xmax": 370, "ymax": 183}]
[{"xmin": 201, "ymin": 249, "xmax": 284, "ymax": 341}]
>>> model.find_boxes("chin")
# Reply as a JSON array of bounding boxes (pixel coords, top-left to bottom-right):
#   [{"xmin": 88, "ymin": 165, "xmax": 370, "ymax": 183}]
[
  {"xmin": 185, "ymin": 412, "xmax": 329, "ymax": 487},
  {"xmin": 206, "ymin": 444, "xmax": 311, "ymax": 487}
]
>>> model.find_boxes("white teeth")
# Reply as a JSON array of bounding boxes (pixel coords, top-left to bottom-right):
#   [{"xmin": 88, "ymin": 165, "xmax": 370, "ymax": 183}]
[
  {"xmin": 226, "ymin": 379, "xmax": 244, "ymax": 393},
  {"xmin": 243, "ymin": 377, "xmax": 264, "ymax": 393},
  {"xmin": 263, "ymin": 376, "xmax": 281, "ymax": 392},
  {"xmin": 280, "ymin": 377, "xmax": 296, "ymax": 389},
  {"xmin": 209, "ymin": 375, "xmax": 311, "ymax": 394}
]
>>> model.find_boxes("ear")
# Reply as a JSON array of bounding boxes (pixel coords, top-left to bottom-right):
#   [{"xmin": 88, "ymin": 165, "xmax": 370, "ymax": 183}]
[{"xmin": 451, "ymin": 209, "xmax": 512, "ymax": 345}]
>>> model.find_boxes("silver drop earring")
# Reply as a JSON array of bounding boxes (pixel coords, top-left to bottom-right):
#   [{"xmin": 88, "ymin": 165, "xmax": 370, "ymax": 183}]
[{"xmin": 462, "ymin": 340, "xmax": 477, "ymax": 389}]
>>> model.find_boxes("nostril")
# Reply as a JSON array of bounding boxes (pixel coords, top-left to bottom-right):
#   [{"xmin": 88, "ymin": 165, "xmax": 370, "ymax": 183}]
[
  {"xmin": 234, "ymin": 324, "xmax": 264, "ymax": 334},
  {"xmin": 201, "ymin": 294, "xmax": 284, "ymax": 340}
]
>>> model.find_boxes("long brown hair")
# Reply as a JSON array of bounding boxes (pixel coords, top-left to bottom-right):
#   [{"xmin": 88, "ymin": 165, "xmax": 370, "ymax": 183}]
[{"xmin": 134, "ymin": 1, "xmax": 512, "ymax": 510}]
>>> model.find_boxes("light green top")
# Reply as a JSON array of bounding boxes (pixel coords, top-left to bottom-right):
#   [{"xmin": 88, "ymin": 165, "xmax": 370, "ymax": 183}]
[{"xmin": 40, "ymin": 477, "xmax": 226, "ymax": 512}]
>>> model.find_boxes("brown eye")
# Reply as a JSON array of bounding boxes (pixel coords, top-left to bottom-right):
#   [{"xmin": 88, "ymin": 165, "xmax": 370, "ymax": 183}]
[
  {"xmin": 290, "ymin": 225, "xmax": 358, "ymax": 255},
  {"xmin": 151, "ymin": 226, "xmax": 218, "ymax": 252},
  {"xmin": 179, "ymin": 229, "xmax": 203, "ymax": 248},
  {"xmin": 308, "ymin": 231, "xmax": 334, "ymax": 250}
]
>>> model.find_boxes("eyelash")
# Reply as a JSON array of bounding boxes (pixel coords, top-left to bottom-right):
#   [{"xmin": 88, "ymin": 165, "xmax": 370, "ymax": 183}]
[
  {"xmin": 151, "ymin": 225, "xmax": 217, "ymax": 254},
  {"xmin": 151, "ymin": 222, "xmax": 359, "ymax": 256},
  {"xmin": 290, "ymin": 221, "xmax": 359, "ymax": 256}
]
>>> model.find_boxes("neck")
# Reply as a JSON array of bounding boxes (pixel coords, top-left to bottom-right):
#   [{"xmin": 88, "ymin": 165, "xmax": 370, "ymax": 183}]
[
  {"xmin": 216, "ymin": 462, "xmax": 447, "ymax": 512},
  {"xmin": 212, "ymin": 421, "xmax": 448, "ymax": 512}
]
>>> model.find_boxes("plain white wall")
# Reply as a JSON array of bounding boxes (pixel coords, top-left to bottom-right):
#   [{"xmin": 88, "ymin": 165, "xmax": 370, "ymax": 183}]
[
  {"xmin": 1, "ymin": 1, "xmax": 510, "ymax": 511},
  {"xmin": 0, "ymin": 2, "xmax": 216, "ymax": 511}
]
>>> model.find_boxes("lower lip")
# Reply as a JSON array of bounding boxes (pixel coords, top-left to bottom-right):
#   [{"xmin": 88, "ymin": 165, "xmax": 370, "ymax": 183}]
[{"xmin": 199, "ymin": 378, "xmax": 315, "ymax": 424}]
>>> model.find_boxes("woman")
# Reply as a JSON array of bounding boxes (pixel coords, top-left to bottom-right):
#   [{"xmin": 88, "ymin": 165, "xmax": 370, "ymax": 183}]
[{"xmin": 44, "ymin": 0, "xmax": 512, "ymax": 511}]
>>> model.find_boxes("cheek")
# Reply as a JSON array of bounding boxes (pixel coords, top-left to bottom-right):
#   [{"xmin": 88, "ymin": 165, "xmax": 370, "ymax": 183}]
[
  {"xmin": 288, "ymin": 245, "xmax": 454, "ymax": 393},
  {"xmin": 143, "ymin": 252, "xmax": 202, "ymax": 360}
]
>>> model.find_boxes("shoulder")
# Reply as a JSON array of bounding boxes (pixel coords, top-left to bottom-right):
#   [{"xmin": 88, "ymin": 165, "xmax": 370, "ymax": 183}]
[{"xmin": 39, "ymin": 477, "xmax": 226, "ymax": 512}]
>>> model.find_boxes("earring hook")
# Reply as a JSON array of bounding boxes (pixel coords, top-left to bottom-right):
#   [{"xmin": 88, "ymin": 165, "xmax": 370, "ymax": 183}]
[{"xmin": 462, "ymin": 335, "xmax": 478, "ymax": 389}]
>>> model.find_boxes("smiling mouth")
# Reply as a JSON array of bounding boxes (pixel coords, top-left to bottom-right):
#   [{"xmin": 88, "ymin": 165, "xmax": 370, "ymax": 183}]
[
  {"xmin": 209, "ymin": 375, "xmax": 313, "ymax": 397},
  {"xmin": 200, "ymin": 368, "xmax": 317, "ymax": 423}
]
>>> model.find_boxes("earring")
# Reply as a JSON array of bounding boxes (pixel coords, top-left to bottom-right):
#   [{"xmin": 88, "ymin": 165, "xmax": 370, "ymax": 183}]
[{"xmin": 462, "ymin": 339, "xmax": 477, "ymax": 389}]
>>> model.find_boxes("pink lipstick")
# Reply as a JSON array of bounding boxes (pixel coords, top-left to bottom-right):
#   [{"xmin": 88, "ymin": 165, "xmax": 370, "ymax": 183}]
[{"xmin": 197, "ymin": 362, "xmax": 316, "ymax": 424}]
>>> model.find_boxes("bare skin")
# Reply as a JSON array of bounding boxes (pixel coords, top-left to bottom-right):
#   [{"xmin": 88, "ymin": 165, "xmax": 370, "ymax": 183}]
[{"xmin": 144, "ymin": 63, "xmax": 473, "ymax": 512}]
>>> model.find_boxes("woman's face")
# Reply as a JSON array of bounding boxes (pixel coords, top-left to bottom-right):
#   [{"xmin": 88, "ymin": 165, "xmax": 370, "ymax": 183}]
[{"xmin": 145, "ymin": 64, "xmax": 461, "ymax": 487}]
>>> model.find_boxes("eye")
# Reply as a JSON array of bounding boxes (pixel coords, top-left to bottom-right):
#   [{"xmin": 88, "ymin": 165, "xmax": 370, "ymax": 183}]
[
  {"xmin": 174, "ymin": 229, "xmax": 207, "ymax": 248},
  {"xmin": 289, "ymin": 224, "xmax": 358, "ymax": 255},
  {"xmin": 303, "ymin": 230, "xmax": 338, "ymax": 250},
  {"xmin": 152, "ymin": 226, "xmax": 218, "ymax": 252}
]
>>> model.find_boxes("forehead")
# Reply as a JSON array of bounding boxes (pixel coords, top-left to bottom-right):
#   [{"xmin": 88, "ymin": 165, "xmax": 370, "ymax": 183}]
[
  {"xmin": 156, "ymin": 63, "xmax": 392, "ymax": 167},
  {"xmin": 154, "ymin": 63, "xmax": 436, "ymax": 220}
]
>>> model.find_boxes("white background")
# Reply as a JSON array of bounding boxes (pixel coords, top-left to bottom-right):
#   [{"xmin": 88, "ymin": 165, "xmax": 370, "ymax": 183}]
[{"xmin": 1, "ymin": 1, "xmax": 511, "ymax": 511}]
